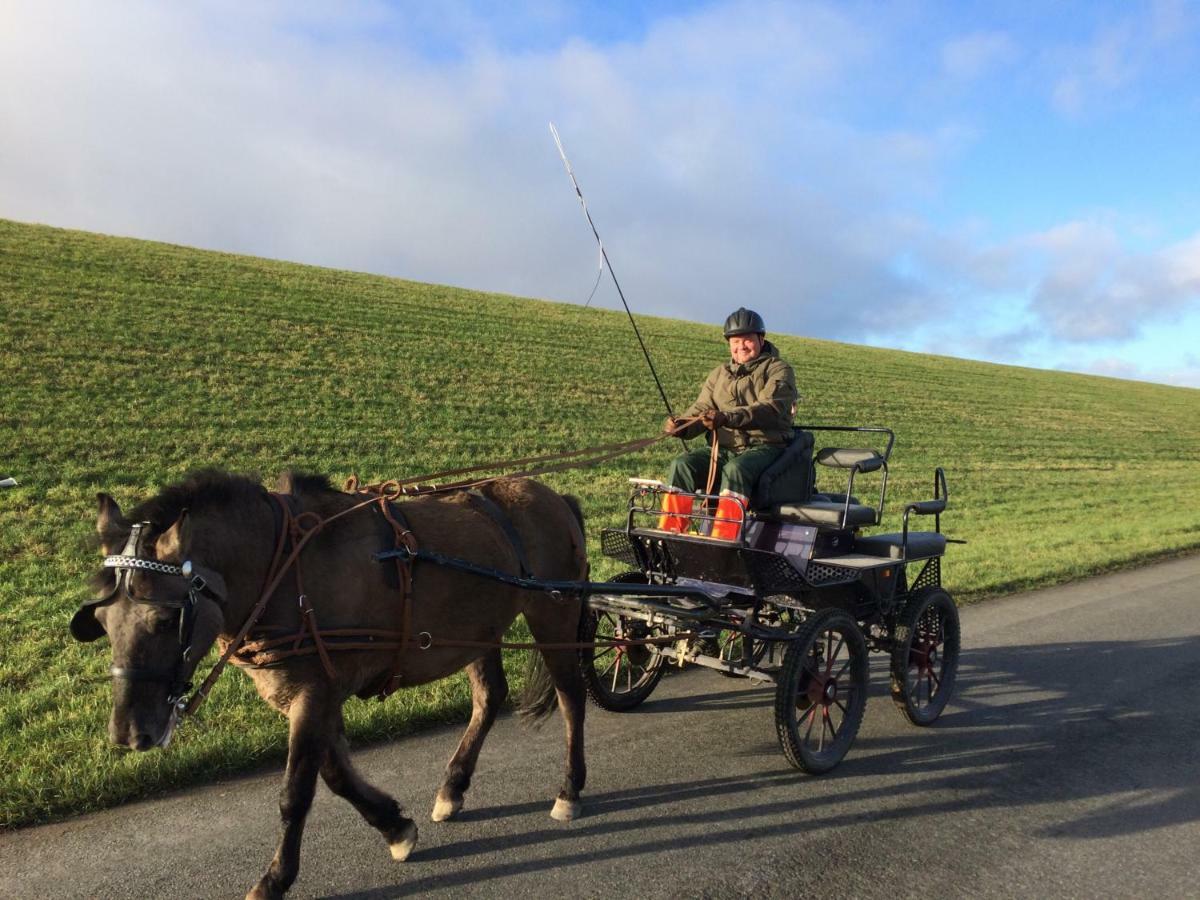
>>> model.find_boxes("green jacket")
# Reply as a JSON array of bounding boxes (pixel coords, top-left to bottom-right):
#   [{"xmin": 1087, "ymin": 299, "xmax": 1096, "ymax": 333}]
[{"xmin": 678, "ymin": 341, "xmax": 798, "ymax": 451}]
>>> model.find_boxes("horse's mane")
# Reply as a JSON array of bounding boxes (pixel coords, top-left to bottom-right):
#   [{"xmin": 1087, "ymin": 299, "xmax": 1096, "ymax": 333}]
[
  {"xmin": 127, "ymin": 468, "xmax": 269, "ymax": 531},
  {"xmin": 273, "ymin": 471, "xmax": 336, "ymax": 497}
]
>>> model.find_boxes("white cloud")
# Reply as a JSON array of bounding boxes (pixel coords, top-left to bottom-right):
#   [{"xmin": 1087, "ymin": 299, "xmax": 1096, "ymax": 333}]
[
  {"xmin": 1024, "ymin": 222, "xmax": 1200, "ymax": 342},
  {"xmin": 942, "ymin": 31, "xmax": 1018, "ymax": 81},
  {"xmin": 1045, "ymin": 4, "xmax": 1196, "ymax": 117}
]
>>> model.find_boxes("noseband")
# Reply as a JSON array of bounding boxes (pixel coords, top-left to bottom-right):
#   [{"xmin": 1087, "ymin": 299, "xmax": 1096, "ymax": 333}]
[{"xmin": 99, "ymin": 522, "xmax": 218, "ymax": 707}]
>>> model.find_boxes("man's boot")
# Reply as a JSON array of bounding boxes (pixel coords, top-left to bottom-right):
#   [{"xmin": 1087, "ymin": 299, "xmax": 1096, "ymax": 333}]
[
  {"xmin": 710, "ymin": 494, "xmax": 745, "ymax": 541},
  {"xmin": 657, "ymin": 491, "xmax": 695, "ymax": 532}
]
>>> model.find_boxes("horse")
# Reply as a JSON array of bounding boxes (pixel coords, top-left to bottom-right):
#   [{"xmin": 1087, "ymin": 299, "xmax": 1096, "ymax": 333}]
[{"xmin": 70, "ymin": 469, "xmax": 590, "ymax": 900}]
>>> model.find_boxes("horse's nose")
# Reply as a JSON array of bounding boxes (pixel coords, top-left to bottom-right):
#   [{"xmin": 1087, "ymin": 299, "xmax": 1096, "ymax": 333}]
[{"xmin": 131, "ymin": 732, "xmax": 156, "ymax": 752}]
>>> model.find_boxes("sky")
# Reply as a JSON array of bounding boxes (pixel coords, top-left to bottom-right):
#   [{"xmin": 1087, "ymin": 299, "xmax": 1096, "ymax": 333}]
[{"xmin": 3, "ymin": 0, "xmax": 1199, "ymax": 387}]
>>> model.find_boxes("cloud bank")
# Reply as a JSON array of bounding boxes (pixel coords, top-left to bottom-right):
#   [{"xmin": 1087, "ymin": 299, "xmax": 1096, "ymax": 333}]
[{"xmin": 1, "ymin": 1, "xmax": 1197, "ymax": 386}]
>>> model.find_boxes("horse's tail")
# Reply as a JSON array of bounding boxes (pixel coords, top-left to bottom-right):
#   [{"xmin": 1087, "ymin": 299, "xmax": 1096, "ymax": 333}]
[
  {"xmin": 518, "ymin": 490, "xmax": 587, "ymax": 726},
  {"xmin": 518, "ymin": 651, "xmax": 559, "ymax": 725}
]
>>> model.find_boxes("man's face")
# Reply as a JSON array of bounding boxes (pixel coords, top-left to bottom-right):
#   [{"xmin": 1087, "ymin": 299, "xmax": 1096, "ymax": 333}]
[{"xmin": 728, "ymin": 332, "xmax": 764, "ymax": 365}]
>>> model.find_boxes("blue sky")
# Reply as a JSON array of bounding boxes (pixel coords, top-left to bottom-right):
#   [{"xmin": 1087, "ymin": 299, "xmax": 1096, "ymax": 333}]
[{"xmin": 3, "ymin": 0, "xmax": 1199, "ymax": 386}]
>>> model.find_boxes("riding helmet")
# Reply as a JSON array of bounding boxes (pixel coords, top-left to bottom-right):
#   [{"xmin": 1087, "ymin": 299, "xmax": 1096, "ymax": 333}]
[{"xmin": 723, "ymin": 307, "xmax": 766, "ymax": 338}]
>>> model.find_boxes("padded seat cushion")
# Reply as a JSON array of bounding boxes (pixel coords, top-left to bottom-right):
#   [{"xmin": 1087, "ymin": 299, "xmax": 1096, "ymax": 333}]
[
  {"xmin": 769, "ymin": 501, "xmax": 878, "ymax": 528},
  {"xmin": 856, "ymin": 531, "xmax": 947, "ymax": 560}
]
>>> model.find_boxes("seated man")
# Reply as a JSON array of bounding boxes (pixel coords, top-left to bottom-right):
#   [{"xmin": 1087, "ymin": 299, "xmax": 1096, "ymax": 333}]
[{"xmin": 660, "ymin": 307, "xmax": 799, "ymax": 539}]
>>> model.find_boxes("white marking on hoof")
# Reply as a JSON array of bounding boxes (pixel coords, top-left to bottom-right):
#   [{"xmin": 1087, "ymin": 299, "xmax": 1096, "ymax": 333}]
[
  {"xmin": 388, "ymin": 821, "xmax": 418, "ymax": 862},
  {"xmin": 431, "ymin": 796, "xmax": 462, "ymax": 822},
  {"xmin": 550, "ymin": 797, "xmax": 581, "ymax": 822}
]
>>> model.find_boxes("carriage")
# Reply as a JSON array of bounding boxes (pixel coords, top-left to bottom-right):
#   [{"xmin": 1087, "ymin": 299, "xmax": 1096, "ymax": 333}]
[{"xmin": 576, "ymin": 425, "xmax": 962, "ymax": 774}]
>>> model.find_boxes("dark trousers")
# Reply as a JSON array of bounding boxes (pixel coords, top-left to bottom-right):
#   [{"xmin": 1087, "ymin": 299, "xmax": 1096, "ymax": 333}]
[{"xmin": 666, "ymin": 444, "xmax": 785, "ymax": 500}]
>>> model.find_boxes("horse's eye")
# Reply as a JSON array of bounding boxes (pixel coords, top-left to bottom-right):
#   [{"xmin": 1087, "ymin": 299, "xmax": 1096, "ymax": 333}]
[{"xmin": 152, "ymin": 614, "xmax": 178, "ymax": 635}]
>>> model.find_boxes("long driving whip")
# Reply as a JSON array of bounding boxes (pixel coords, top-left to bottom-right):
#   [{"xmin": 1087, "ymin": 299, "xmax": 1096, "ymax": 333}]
[{"xmin": 549, "ymin": 122, "xmax": 680, "ymax": 426}]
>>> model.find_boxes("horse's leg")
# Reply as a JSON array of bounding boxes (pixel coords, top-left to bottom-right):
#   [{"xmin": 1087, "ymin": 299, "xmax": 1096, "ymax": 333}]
[
  {"xmin": 320, "ymin": 712, "xmax": 418, "ymax": 860},
  {"xmin": 432, "ymin": 649, "xmax": 508, "ymax": 821},
  {"xmin": 247, "ymin": 689, "xmax": 334, "ymax": 900},
  {"xmin": 525, "ymin": 599, "xmax": 588, "ymax": 822}
]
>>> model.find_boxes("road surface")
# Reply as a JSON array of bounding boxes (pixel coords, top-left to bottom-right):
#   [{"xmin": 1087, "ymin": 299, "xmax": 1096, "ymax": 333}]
[{"xmin": 2, "ymin": 555, "xmax": 1198, "ymax": 898}]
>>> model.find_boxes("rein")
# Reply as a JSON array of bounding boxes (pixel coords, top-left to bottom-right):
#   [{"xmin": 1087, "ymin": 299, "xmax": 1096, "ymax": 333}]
[{"xmin": 344, "ymin": 428, "xmax": 691, "ymax": 496}]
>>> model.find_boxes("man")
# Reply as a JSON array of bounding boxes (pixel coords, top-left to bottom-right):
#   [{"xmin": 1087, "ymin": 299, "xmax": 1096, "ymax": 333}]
[{"xmin": 660, "ymin": 307, "xmax": 798, "ymax": 539}]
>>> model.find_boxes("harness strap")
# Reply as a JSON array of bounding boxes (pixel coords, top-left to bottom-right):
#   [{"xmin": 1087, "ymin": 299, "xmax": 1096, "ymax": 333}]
[
  {"xmin": 230, "ymin": 629, "xmax": 701, "ymax": 668},
  {"xmin": 464, "ymin": 489, "xmax": 533, "ymax": 579},
  {"xmin": 374, "ymin": 496, "xmax": 417, "ymax": 697}
]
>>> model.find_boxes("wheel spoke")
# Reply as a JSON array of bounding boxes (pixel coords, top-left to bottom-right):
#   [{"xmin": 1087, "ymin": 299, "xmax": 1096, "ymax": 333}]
[
  {"xmin": 598, "ymin": 654, "xmax": 620, "ymax": 680},
  {"xmin": 825, "ymin": 634, "xmax": 846, "ymax": 676},
  {"xmin": 826, "ymin": 705, "xmax": 841, "ymax": 740},
  {"xmin": 802, "ymin": 702, "xmax": 819, "ymax": 741}
]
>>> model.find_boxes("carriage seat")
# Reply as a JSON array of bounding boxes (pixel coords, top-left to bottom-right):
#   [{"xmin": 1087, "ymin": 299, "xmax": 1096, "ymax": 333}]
[
  {"xmin": 767, "ymin": 500, "xmax": 878, "ymax": 528},
  {"xmin": 751, "ymin": 431, "xmax": 881, "ymax": 528},
  {"xmin": 750, "ymin": 429, "xmax": 815, "ymax": 510},
  {"xmin": 856, "ymin": 531, "xmax": 946, "ymax": 559}
]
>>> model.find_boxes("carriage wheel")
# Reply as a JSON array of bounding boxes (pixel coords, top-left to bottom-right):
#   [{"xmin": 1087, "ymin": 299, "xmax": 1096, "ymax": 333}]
[
  {"xmin": 579, "ymin": 573, "xmax": 666, "ymax": 712},
  {"xmin": 774, "ymin": 608, "xmax": 868, "ymax": 774},
  {"xmin": 890, "ymin": 586, "xmax": 960, "ymax": 726}
]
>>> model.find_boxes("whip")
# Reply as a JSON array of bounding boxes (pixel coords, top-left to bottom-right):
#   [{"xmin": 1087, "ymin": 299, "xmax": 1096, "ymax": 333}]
[{"xmin": 549, "ymin": 122, "xmax": 681, "ymax": 431}]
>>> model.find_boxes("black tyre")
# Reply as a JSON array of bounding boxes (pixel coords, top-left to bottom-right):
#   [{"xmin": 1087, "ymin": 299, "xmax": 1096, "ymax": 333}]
[
  {"xmin": 579, "ymin": 573, "xmax": 667, "ymax": 711},
  {"xmin": 890, "ymin": 586, "xmax": 960, "ymax": 726},
  {"xmin": 774, "ymin": 608, "xmax": 868, "ymax": 774}
]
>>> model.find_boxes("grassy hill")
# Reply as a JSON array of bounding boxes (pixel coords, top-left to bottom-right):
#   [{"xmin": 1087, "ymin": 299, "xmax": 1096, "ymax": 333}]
[{"xmin": 2, "ymin": 217, "xmax": 1198, "ymax": 828}]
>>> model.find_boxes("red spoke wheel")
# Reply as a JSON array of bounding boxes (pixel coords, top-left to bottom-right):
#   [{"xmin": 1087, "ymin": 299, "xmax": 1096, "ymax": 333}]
[
  {"xmin": 774, "ymin": 608, "xmax": 868, "ymax": 773},
  {"xmin": 579, "ymin": 573, "xmax": 666, "ymax": 711},
  {"xmin": 890, "ymin": 586, "xmax": 960, "ymax": 726}
]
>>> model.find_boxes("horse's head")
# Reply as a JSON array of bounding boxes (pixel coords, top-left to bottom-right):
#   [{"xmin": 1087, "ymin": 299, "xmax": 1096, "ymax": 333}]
[{"xmin": 73, "ymin": 493, "xmax": 227, "ymax": 751}]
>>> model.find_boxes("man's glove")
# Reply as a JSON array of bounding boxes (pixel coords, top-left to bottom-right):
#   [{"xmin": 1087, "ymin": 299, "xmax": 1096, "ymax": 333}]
[{"xmin": 700, "ymin": 409, "xmax": 728, "ymax": 430}]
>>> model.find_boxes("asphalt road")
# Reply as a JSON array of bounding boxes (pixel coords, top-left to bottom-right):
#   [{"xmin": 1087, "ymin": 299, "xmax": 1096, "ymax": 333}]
[{"xmin": 3, "ymin": 555, "xmax": 1199, "ymax": 899}]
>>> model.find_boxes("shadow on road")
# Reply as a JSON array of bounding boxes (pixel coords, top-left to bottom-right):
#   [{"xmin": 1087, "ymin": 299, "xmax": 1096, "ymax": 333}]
[{"xmin": 326, "ymin": 634, "xmax": 1200, "ymax": 898}]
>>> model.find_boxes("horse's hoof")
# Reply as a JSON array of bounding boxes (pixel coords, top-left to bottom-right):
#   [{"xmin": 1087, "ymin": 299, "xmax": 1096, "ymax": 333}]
[
  {"xmin": 388, "ymin": 819, "xmax": 419, "ymax": 862},
  {"xmin": 550, "ymin": 797, "xmax": 581, "ymax": 822},
  {"xmin": 431, "ymin": 795, "xmax": 462, "ymax": 822},
  {"xmin": 245, "ymin": 880, "xmax": 282, "ymax": 900}
]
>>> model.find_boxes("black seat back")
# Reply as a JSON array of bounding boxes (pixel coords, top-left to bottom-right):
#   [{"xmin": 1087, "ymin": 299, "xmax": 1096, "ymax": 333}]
[{"xmin": 751, "ymin": 429, "xmax": 815, "ymax": 510}]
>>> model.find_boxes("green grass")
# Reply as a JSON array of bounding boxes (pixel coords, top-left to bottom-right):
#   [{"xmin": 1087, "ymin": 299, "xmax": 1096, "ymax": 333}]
[{"xmin": 2, "ymin": 217, "xmax": 1199, "ymax": 829}]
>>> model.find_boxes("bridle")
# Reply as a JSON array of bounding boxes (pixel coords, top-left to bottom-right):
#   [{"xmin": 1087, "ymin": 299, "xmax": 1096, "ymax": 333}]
[{"xmin": 93, "ymin": 522, "xmax": 222, "ymax": 708}]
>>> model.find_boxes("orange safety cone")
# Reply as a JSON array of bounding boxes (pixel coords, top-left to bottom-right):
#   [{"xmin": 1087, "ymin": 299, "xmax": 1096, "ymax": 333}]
[
  {"xmin": 710, "ymin": 494, "xmax": 745, "ymax": 541},
  {"xmin": 657, "ymin": 491, "xmax": 695, "ymax": 532}
]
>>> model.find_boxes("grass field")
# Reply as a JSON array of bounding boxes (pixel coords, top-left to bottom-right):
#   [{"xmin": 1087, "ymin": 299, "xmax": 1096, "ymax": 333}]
[{"xmin": 2, "ymin": 217, "xmax": 1198, "ymax": 829}]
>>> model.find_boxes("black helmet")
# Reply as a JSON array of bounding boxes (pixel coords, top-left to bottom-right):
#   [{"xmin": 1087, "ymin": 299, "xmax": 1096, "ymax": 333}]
[{"xmin": 723, "ymin": 307, "xmax": 765, "ymax": 338}]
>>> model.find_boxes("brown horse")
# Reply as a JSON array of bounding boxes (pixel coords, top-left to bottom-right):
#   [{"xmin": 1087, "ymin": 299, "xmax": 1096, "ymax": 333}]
[{"xmin": 71, "ymin": 470, "xmax": 590, "ymax": 900}]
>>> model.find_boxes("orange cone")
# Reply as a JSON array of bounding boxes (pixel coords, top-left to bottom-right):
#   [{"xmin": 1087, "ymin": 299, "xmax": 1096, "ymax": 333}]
[
  {"xmin": 711, "ymin": 494, "xmax": 746, "ymax": 541},
  {"xmin": 657, "ymin": 492, "xmax": 694, "ymax": 532}
]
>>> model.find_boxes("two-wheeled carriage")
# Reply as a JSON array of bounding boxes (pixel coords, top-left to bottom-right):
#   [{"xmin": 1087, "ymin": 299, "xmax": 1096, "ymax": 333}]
[{"xmin": 578, "ymin": 425, "xmax": 962, "ymax": 773}]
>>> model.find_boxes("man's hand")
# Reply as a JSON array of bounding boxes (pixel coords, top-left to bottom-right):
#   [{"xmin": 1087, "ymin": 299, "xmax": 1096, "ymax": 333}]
[
  {"xmin": 663, "ymin": 415, "xmax": 682, "ymax": 435},
  {"xmin": 700, "ymin": 409, "xmax": 728, "ymax": 430}
]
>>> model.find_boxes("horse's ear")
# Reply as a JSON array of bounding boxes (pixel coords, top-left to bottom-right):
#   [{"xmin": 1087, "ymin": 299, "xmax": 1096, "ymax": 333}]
[
  {"xmin": 96, "ymin": 493, "xmax": 130, "ymax": 550},
  {"xmin": 157, "ymin": 509, "xmax": 189, "ymax": 560}
]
